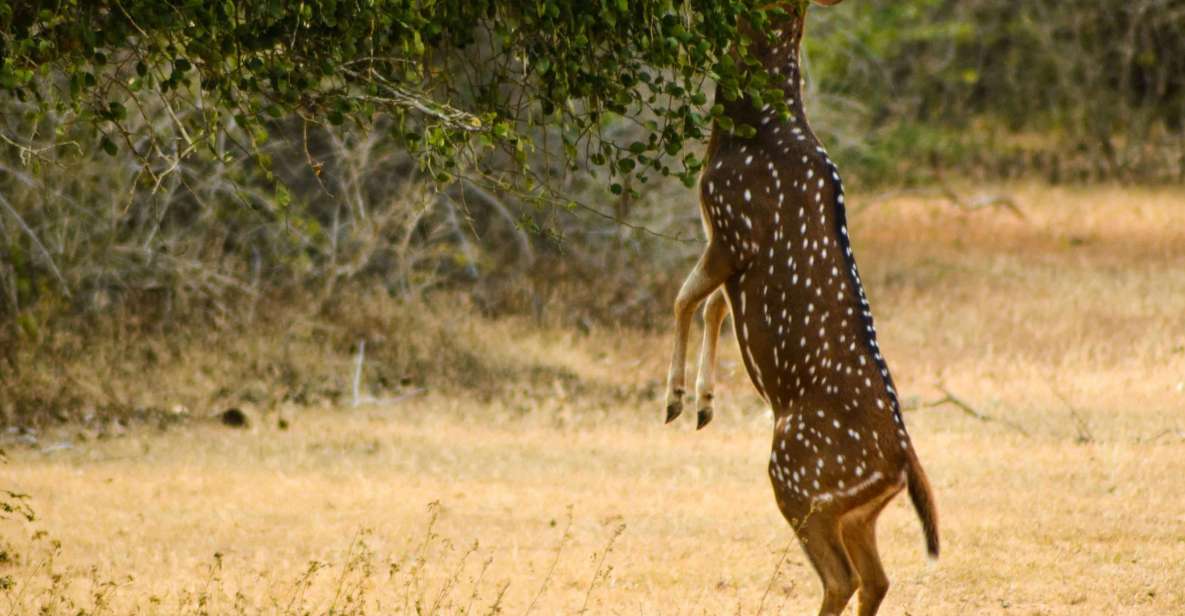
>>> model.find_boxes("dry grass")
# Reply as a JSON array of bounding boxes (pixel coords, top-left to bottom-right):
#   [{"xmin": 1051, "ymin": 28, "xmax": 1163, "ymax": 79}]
[{"xmin": 3, "ymin": 183, "xmax": 1185, "ymax": 614}]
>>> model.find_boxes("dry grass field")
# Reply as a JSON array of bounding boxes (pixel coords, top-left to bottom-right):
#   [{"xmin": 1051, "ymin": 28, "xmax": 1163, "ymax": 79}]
[{"xmin": 3, "ymin": 184, "xmax": 1185, "ymax": 615}]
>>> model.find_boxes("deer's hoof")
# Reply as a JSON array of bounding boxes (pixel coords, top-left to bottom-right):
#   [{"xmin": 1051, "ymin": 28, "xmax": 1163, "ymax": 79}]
[
  {"xmin": 665, "ymin": 399, "xmax": 684, "ymax": 423},
  {"xmin": 665, "ymin": 389, "xmax": 685, "ymax": 423},
  {"xmin": 696, "ymin": 407, "xmax": 714, "ymax": 430}
]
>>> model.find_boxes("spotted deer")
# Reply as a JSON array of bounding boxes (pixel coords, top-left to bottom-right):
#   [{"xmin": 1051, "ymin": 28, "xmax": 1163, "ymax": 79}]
[{"xmin": 662, "ymin": 2, "xmax": 939, "ymax": 615}]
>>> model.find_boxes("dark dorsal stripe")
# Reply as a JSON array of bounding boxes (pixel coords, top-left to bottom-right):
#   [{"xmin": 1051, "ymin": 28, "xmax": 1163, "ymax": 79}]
[{"xmin": 820, "ymin": 155, "xmax": 904, "ymax": 425}]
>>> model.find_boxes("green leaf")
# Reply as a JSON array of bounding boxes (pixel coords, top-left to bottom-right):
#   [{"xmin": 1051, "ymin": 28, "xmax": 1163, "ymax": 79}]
[{"xmin": 274, "ymin": 183, "xmax": 291, "ymax": 209}]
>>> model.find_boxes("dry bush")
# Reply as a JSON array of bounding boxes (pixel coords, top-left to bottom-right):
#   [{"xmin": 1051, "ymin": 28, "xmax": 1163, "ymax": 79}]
[
  {"xmin": 0, "ymin": 288, "xmax": 561, "ymax": 430},
  {"xmin": 6, "ymin": 1, "xmax": 1185, "ymax": 428},
  {"xmin": 0, "ymin": 100, "xmax": 680, "ymax": 428}
]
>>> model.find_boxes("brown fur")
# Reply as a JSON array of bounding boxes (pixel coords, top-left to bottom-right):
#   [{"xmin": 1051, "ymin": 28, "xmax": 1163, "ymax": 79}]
[{"xmin": 664, "ymin": 5, "xmax": 938, "ymax": 614}]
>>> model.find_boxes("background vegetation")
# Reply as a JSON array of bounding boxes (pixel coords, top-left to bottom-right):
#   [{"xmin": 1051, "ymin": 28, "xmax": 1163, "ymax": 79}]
[
  {"xmin": 3, "ymin": 3, "xmax": 1185, "ymax": 613},
  {"xmin": 2, "ymin": 0, "xmax": 1184, "ymax": 426},
  {"xmin": 807, "ymin": 0, "xmax": 1185, "ymax": 184}
]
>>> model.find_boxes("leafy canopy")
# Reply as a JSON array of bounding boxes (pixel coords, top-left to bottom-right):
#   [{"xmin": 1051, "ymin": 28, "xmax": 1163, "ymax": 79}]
[{"xmin": 0, "ymin": 0, "xmax": 808, "ymax": 203}]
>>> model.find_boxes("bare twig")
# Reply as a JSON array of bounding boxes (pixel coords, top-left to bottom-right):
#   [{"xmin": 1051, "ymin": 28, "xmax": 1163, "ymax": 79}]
[
  {"xmin": 907, "ymin": 385, "xmax": 1030, "ymax": 437},
  {"xmin": 854, "ymin": 181, "xmax": 1025, "ymax": 220},
  {"xmin": 0, "ymin": 191, "xmax": 71, "ymax": 297},
  {"xmin": 352, "ymin": 339, "xmax": 366, "ymax": 408},
  {"xmin": 1049, "ymin": 386, "xmax": 1094, "ymax": 444},
  {"xmin": 524, "ymin": 506, "xmax": 574, "ymax": 616},
  {"xmin": 440, "ymin": 194, "xmax": 480, "ymax": 279},
  {"xmin": 1139, "ymin": 429, "xmax": 1185, "ymax": 444},
  {"xmin": 326, "ymin": 529, "xmax": 374, "ymax": 613},
  {"xmin": 429, "ymin": 540, "xmax": 480, "ymax": 616},
  {"xmin": 462, "ymin": 556, "xmax": 495, "ymax": 616},
  {"xmin": 0, "ymin": 132, "xmax": 82, "ymax": 164},
  {"xmin": 467, "ymin": 169, "xmax": 695, "ymax": 244},
  {"xmin": 454, "ymin": 179, "xmax": 535, "ymax": 265},
  {"xmin": 755, "ymin": 539, "xmax": 797, "ymax": 616},
  {"xmin": 577, "ymin": 522, "xmax": 625, "ymax": 615},
  {"xmin": 484, "ymin": 581, "xmax": 512, "ymax": 616},
  {"xmin": 936, "ymin": 180, "xmax": 1026, "ymax": 220},
  {"xmin": 402, "ymin": 501, "xmax": 443, "ymax": 612},
  {"xmin": 338, "ymin": 67, "xmax": 484, "ymax": 132}
]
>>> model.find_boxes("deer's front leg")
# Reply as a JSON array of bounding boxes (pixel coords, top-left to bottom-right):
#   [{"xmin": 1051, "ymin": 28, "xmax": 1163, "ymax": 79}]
[
  {"xmin": 666, "ymin": 243, "xmax": 731, "ymax": 423},
  {"xmin": 693, "ymin": 288, "xmax": 729, "ymax": 429}
]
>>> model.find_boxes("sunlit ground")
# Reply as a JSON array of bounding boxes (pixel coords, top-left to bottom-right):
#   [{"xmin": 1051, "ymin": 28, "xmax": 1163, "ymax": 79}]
[{"xmin": 3, "ymin": 183, "xmax": 1185, "ymax": 614}]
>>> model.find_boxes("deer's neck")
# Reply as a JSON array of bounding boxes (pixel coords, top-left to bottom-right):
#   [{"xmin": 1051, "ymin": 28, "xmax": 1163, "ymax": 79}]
[{"xmin": 714, "ymin": 18, "xmax": 810, "ymax": 150}]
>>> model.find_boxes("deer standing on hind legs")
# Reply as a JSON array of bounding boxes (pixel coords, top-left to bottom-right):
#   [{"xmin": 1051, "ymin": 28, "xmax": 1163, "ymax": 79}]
[{"xmin": 662, "ymin": 2, "xmax": 939, "ymax": 615}]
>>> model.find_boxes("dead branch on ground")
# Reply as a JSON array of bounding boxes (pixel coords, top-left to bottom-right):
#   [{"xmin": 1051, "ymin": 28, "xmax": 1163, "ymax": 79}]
[
  {"xmin": 905, "ymin": 385, "xmax": 1030, "ymax": 437},
  {"xmin": 1049, "ymin": 386, "xmax": 1094, "ymax": 444},
  {"xmin": 853, "ymin": 174, "xmax": 1025, "ymax": 220}
]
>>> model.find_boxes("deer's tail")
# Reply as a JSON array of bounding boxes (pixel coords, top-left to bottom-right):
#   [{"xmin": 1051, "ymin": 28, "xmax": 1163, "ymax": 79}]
[{"xmin": 904, "ymin": 449, "xmax": 940, "ymax": 559}]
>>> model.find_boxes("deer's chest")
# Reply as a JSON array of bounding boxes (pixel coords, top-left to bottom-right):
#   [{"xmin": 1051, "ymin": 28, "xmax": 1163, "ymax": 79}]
[{"xmin": 699, "ymin": 147, "xmax": 836, "ymax": 266}]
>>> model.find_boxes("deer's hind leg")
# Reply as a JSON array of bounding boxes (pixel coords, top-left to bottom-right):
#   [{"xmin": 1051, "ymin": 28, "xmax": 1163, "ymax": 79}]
[
  {"xmin": 841, "ymin": 488, "xmax": 899, "ymax": 616},
  {"xmin": 842, "ymin": 513, "xmax": 890, "ymax": 616},
  {"xmin": 665, "ymin": 241, "xmax": 734, "ymax": 423},
  {"xmin": 797, "ymin": 513, "xmax": 859, "ymax": 616},
  {"xmin": 693, "ymin": 288, "xmax": 729, "ymax": 429}
]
